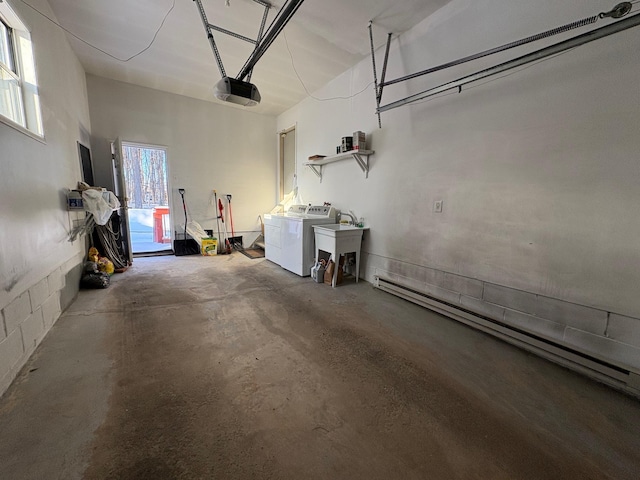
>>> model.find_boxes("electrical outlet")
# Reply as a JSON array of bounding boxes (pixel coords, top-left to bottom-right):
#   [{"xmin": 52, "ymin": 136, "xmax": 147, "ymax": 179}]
[{"xmin": 434, "ymin": 200, "xmax": 443, "ymax": 213}]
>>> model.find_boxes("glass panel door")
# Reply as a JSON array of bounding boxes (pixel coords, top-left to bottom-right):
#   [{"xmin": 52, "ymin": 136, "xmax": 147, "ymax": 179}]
[{"xmin": 120, "ymin": 142, "xmax": 172, "ymax": 255}]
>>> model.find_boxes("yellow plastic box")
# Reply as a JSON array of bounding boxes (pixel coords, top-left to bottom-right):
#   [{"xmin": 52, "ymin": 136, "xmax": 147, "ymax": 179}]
[{"xmin": 201, "ymin": 238, "xmax": 218, "ymax": 256}]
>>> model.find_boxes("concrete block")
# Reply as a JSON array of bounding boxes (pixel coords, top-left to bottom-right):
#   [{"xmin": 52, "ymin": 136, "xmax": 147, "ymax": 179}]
[
  {"xmin": 377, "ymin": 257, "xmax": 446, "ymax": 288},
  {"xmin": 369, "ymin": 254, "xmax": 453, "ymax": 294},
  {"xmin": 47, "ymin": 267, "xmax": 64, "ymax": 295},
  {"xmin": 41, "ymin": 294, "xmax": 62, "ymax": 329},
  {"xmin": 393, "ymin": 273, "xmax": 424, "ymax": 292},
  {"xmin": 537, "ymin": 296, "xmax": 607, "ymax": 335},
  {"xmin": 2, "ymin": 292, "xmax": 32, "ymax": 335},
  {"xmin": 459, "ymin": 295, "xmax": 505, "ymax": 322},
  {"xmin": 442, "ymin": 273, "xmax": 483, "ymax": 299},
  {"xmin": 385, "ymin": 258, "xmax": 404, "ymax": 274},
  {"xmin": 422, "ymin": 282, "xmax": 461, "ymax": 306},
  {"xmin": 62, "ymin": 252, "xmax": 83, "ymax": 275},
  {"xmin": 0, "ymin": 329, "xmax": 25, "ymax": 379},
  {"xmin": 607, "ymin": 313, "xmax": 640, "ymax": 348},
  {"xmin": 60, "ymin": 261, "xmax": 83, "ymax": 311},
  {"xmin": 371, "ymin": 253, "xmax": 394, "ymax": 279},
  {"xmin": 29, "ymin": 278, "xmax": 49, "ymax": 312},
  {"xmin": 20, "ymin": 309, "xmax": 45, "ymax": 356},
  {"xmin": 564, "ymin": 327, "xmax": 640, "ymax": 373},
  {"xmin": 379, "ymin": 273, "xmax": 460, "ymax": 306},
  {"xmin": 390, "ymin": 261, "xmax": 430, "ymax": 284},
  {"xmin": 421, "ymin": 267, "xmax": 445, "ymax": 287},
  {"xmin": 375, "ymin": 269, "xmax": 399, "ymax": 284},
  {"xmin": 503, "ymin": 309, "xmax": 566, "ymax": 344},
  {"xmin": 483, "ymin": 284, "xmax": 537, "ymax": 315}
]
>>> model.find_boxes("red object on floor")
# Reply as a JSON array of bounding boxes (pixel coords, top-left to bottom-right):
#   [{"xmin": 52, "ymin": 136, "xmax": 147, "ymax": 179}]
[{"xmin": 153, "ymin": 207, "xmax": 171, "ymax": 243}]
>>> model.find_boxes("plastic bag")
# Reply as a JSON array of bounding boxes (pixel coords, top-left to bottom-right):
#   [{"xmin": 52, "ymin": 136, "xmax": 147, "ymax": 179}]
[
  {"xmin": 83, "ymin": 261, "xmax": 99, "ymax": 274},
  {"xmin": 82, "ymin": 189, "xmax": 120, "ymax": 225},
  {"xmin": 80, "ymin": 272, "xmax": 110, "ymax": 289},
  {"xmin": 97, "ymin": 257, "xmax": 114, "ymax": 275},
  {"xmin": 88, "ymin": 247, "xmax": 99, "ymax": 263},
  {"xmin": 186, "ymin": 221, "xmax": 208, "ymax": 245}
]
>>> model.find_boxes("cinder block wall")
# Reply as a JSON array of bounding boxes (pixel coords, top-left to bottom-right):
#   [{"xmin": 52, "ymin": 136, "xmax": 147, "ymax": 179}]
[
  {"xmin": 0, "ymin": 0, "xmax": 92, "ymax": 398},
  {"xmin": 0, "ymin": 254, "xmax": 83, "ymax": 395},
  {"xmin": 366, "ymin": 254, "xmax": 640, "ymax": 378}
]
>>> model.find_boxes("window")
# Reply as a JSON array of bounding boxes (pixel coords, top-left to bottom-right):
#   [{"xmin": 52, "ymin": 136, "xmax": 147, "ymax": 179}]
[
  {"xmin": 0, "ymin": 19, "xmax": 16, "ymax": 70},
  {"xmin": 0, "ymin": 2, "xmax": 43, "ymax": 136}
]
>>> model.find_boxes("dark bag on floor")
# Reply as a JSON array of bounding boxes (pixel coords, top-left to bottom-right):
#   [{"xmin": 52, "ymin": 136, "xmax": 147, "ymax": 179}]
[{"xmin": 81, "ymin": 272, "xmax": 110, "ymax": 289}]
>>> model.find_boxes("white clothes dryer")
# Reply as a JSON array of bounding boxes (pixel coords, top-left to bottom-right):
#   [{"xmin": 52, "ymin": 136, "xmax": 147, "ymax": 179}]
[{"xmin": 263, "ymin": 205, "xmax": 310, "ymax": 268}]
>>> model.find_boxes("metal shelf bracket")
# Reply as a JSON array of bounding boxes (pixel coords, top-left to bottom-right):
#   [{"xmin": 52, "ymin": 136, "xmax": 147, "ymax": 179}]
[
  {"xmin": 307, "ymin": 164, "xmax": 323, "ymax": 180},
  {"xmin": 351, "ymin": 152, "xmax": 369, "ymax": 177},
  {"xmin": 304, "ymin": 150, "xmax": 374, "ymax": 183}
]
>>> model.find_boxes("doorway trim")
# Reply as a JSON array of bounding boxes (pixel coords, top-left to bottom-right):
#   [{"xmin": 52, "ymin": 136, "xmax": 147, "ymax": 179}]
[
  {"xmin": 119, "ymin": 140, "xmax": 173, "ymax": 255},
  {"xmin": 278, "ymin": 124, "xmax": 296, "ymax": 201}
]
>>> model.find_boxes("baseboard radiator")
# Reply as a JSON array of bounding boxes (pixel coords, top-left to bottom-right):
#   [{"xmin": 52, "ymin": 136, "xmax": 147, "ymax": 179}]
[{"xmin": 375, "ymin": 276, "xmax": 639, "ymax": 396}]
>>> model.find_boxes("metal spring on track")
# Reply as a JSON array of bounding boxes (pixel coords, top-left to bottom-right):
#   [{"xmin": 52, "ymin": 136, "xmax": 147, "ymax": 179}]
[{"xmin": 499, "ymin": 16, "xmax": 599, "ymax": 52}]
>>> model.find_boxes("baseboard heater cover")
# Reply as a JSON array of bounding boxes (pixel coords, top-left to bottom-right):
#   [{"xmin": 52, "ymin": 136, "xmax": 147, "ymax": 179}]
[{"xmin": 375, "ymin": 275, "xmax": 638, "ymax": 397}]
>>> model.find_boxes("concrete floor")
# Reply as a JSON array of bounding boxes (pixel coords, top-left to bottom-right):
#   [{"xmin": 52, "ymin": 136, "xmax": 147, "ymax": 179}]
[{"xmin": 1, "ymin": 255, "xmax": 639, "ymax": 480}]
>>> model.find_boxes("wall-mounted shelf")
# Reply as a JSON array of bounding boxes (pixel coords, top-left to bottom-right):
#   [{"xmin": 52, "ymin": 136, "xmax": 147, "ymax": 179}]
[{"xmin": 304, "ymin": 150, "xmax": 374, "ymax": 182}]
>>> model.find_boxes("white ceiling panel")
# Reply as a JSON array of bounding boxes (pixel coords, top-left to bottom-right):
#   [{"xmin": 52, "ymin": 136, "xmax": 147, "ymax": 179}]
[{"xmin": 43, "ymin": 0, "xmax": 452, "ymax": 115}]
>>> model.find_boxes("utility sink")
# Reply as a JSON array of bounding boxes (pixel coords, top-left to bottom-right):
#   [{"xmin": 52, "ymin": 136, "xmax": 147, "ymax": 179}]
[
  {"xmin": 313, "ymin": 224, "xmax": 368, "ymax": 287},
  {"xmin": 313, "ymin": 224, "xmax": 364, "ymax": 233}
]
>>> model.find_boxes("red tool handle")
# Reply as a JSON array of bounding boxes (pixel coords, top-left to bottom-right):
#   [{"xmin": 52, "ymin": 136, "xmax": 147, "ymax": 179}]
[
  {"xmin": 218, "ymin": 199, "xmax": 225, "ymax": 222},
  {"xmin": 228, "ymin": 202, "xmax": 235, "ymax": 239}
]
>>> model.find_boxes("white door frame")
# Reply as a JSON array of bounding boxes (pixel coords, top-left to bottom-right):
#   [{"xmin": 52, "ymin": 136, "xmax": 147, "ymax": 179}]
[
  {"xmin": 118, "ymin": 140, "xmax": 173, "ymax": 253},
  {"xmin": 278, "ymin": 124, "xmax": 296, "ymax": 202}
]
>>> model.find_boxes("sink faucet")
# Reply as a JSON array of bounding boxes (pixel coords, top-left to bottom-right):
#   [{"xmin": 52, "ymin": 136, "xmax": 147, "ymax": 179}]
[{"xmin": 340, "ymin": 211, "xmax": 357, "ymax": 225}]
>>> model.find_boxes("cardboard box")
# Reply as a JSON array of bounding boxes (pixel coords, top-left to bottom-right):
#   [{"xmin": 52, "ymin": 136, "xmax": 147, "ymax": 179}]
[
  {"xmin": 201, "ymin": 237, "xmax": 218, "ymax": 256},
  {"xmin": 323, "ymin": 256, "xmax": 345, "ymax": 285}
]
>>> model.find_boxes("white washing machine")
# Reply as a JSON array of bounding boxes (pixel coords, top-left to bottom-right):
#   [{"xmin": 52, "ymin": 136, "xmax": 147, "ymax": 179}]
[{"xmin": 280, "ymin": 205, "xmax": 337, "ymax": 276}]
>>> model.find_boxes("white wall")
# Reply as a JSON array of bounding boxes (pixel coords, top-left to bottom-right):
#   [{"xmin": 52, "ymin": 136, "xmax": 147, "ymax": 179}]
[
  {"xmin": 278, "ymin": 0, "xmax": 640, "ymax": 376},
  {"xmin": 86, "ymin": 75, "xmax": 277, "ymax": 246},
  {"xmin": 0, "ymin": 0, "xmax": 90, "ymax": 395}
]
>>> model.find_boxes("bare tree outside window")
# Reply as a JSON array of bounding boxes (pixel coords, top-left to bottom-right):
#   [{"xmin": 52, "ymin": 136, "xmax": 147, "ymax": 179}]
[{"xmin": 122, "ymin": 145, "xmax": 168, "ymax": 209}]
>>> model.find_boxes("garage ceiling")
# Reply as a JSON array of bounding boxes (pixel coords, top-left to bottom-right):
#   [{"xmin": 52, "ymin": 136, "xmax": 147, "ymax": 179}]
[{"xmin": 42, "ymin": 0, "xmax": 452, "ymax": 115}]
